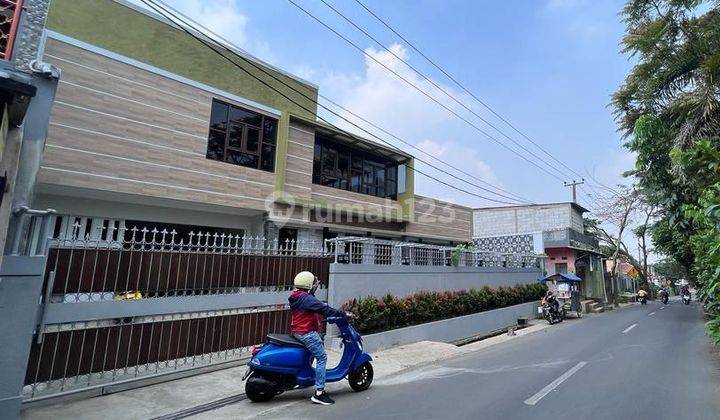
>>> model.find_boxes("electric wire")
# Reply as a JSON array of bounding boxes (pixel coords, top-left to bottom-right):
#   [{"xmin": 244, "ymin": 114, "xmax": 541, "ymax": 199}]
[
  {"xmin": 317, "ymin": 0, "xmax": 572, "ymax": 182},
  {"xmin": 283, "ymin": 0, "xmax": 567, "ymax": 183},
  {"xmin": 141, "ymin": 0, "xmax": 530, "ymax": 206},
  {"xmin": 350, "ymin": 0, "xmax": 616, "ymax": 198}
]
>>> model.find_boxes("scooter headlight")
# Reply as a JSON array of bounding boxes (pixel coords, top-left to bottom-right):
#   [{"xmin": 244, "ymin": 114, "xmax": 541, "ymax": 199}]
[{"xmin": 250, "ymin": 357, "xmax": 260, "ymax": 366}]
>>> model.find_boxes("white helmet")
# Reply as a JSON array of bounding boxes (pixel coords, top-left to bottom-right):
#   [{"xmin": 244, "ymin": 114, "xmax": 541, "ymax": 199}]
[{"xmin": 294, "ymin": 271, "xmax": 316, "ymax": 290}]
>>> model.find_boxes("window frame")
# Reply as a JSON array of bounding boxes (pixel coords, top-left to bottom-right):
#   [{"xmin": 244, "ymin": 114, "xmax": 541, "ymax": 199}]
[
  {"xmin": 206, "ymin": 99, "xmax": 277, "ymax": 172},
  {"xmin": 313, "ymin": 135, "xmax": 400, "ymax": 200}
]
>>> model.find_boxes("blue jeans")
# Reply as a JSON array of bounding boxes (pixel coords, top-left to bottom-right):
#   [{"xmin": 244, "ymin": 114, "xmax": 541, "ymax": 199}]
[{"xmin": 294, "ymin": 331, "xmax": 327, "ymax": 389}]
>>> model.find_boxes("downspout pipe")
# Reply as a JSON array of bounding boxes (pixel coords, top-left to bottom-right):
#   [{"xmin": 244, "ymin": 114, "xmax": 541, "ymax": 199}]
[{"xmin": 4, "ymin": 32, "xmax": 60, "ymax": 254}]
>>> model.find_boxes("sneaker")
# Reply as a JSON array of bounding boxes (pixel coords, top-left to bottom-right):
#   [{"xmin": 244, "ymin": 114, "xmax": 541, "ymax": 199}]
[{"xmin": 311, "ymin": 391, "xmax": 335, "ymax": 405}]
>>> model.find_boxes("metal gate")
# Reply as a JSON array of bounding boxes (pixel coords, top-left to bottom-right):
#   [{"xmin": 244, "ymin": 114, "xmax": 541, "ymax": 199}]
[{"xmin": 3, "ymin": 214, "xmax": 330, "ymax": 404}]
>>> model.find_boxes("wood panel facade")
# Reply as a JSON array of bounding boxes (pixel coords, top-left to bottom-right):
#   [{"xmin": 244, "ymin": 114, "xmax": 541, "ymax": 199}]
[
  {"xmin": 404, "ymin": 196, "xmax": 473, "ymax": 242},
  {"xmin": 40, "ymin": 37, "xmax": 277, "ymax": 212},
  {"xmin": 38, "ymin": 33, "xmax": 470, "ymax": 243}
]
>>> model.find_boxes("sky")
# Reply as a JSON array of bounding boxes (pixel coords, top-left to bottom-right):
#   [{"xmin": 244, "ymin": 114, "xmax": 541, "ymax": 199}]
[{"xmin": 133, "ymin": 0, "xmax": 646, "ymax": 255}]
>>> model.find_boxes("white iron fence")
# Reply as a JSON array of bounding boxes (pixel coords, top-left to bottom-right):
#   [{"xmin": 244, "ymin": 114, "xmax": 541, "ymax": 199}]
[{"xmin": 325, "ymin": 237, "xmax": 542, "ymax": 268}]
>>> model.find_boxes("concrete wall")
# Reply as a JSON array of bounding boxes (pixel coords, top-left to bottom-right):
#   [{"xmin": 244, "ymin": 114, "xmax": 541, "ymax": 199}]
[
  {"xmin": 546, "ymin": 248, "xmax": 577, "ymax": 275},
  {"xmin": 474, "ymin": 203, "xmax": 582, "ymax": 237},
  {"xmin": 359, "ymin": 301, "xmax": 539, "ymax": 353},
  {"xmin": 328, "ymin": 263, "xmax": 541, "ymax": 308}
]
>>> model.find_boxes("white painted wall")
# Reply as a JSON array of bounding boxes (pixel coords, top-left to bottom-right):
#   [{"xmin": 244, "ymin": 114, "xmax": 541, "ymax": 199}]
[{"xmin": 34, "ymin": 194, "xmax": 266, "ymax": 235}]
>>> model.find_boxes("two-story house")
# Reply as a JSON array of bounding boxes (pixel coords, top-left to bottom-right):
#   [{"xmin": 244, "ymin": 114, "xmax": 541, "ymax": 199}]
[
  {"xmin": 29, "ymin": 0, "xmax": 472, "ymax": 251},
  {"xmin": 473, "ymin": 202, "xmax": 606, "ymax": 300}
]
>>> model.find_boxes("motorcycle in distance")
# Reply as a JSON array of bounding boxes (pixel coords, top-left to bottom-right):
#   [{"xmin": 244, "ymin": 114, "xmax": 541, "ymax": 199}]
[
  {"xmin": 243, "ymin": 316, "xmax": 373, "ymax": 402},
  {"xmin": 637, "ymin": 294, "xmax": 648, "ymax": 305},
  {"xmin": 659, "ymin": 289, "xmax": 669, "ymax": 305},
  {"xmin": 542, "ymin": 301, "xmax": 564, "ymax": 325},
  {"xmin": 682, "ymin": 292, "xmax": 691, "ymax": 305}
]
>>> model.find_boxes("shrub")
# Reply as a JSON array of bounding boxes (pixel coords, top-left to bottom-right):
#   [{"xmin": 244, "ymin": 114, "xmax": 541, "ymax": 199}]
[{"xmin": 343, "ymin": 282, "xmax": 547, "ymax": 334}]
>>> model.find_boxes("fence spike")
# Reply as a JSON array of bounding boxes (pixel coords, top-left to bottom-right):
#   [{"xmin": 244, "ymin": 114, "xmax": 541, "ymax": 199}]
[{"xmin": 129, "ymin": 226, "xmax": 139, "ymax": 242}]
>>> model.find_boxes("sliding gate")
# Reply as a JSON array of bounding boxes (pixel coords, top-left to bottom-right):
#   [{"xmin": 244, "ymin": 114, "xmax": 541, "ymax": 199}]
[{"xmin": 4, "ymin": 216, "xmax": 330, "ymax": 404}]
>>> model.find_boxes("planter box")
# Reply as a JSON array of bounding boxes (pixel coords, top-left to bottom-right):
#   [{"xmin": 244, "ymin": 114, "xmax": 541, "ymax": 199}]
[{"xmin": 358, "ymin": 301, "xmax": 540, "ymax": 353}]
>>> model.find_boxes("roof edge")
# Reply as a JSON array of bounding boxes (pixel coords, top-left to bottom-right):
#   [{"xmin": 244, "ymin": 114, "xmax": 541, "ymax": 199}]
[
  {"xmin": 289, "ymin": 114, "xmax": 414, "ymax": 161},
  {"xmin": 473, "ymin": 201, "xmax": 590, "ymax": 213}
]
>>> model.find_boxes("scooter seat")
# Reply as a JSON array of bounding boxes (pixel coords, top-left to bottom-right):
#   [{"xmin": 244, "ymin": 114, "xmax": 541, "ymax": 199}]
[{"xmin": 267, "ymin": 333, "xmax": 305, "ymax": 348}]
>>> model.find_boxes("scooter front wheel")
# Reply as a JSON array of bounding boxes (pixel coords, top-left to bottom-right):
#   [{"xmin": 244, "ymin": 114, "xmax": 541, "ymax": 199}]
[{"xmin": 348, "ymin": 362, "xmax": 373, "ymax": 392}]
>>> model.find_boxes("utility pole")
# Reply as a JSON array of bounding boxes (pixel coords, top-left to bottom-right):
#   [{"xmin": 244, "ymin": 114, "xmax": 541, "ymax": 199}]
[{"xmin": 564, "ymin": 179, "xmax": 585, "ymax": 203}]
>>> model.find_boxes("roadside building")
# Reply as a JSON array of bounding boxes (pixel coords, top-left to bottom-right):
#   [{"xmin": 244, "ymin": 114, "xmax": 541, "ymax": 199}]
[
  {"xmin": 605, "ymin": 259, "xmax": 638, "ymax": 294},
  {"xmin": 26, "ymin": 0, "xmax": 472, "ymax": 249},
  {"xmin": 473, "ymin": 202, "xmax": 606, "ymax": 300},
  {"xmin": 0, "ymin": 0, "xmax": 59, "ymax": 257}
]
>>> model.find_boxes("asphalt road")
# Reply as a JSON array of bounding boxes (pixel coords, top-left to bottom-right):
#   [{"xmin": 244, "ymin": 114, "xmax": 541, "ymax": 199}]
[{"xmin": 270, "ymin": 298, "xmax": 720, "ymax": 420}]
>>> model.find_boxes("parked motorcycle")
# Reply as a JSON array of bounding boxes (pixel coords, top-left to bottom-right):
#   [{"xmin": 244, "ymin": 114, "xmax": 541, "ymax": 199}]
[
  {"xmin": 244, "ymin": 316, "xmax": 373, "ymax": 402},
  {"xmin": 542, "ymin": 302, "xmax": 564, "ymax": 324}
]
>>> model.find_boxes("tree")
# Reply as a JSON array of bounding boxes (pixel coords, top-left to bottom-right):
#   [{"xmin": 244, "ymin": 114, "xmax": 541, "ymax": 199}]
[
  {"xmin": 613, "ymin": 0, "xmax": 720, "ymax": 340},
  {"xmin": 632, "ymin": 200, "xmax": 656, "ymax": 286},
  {"xmin": 586, "ymin": 186, "xmax": 642, "ymax": 305},
  {"xmin": 653, "ymin": 257, "xmax": 688, "ymax": 282}
]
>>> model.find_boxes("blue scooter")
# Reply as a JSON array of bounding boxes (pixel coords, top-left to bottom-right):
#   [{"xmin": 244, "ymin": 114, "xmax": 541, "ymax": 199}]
[{"xmin": 243, "ymin": 316, "xmax": 373, "ymax": 402}]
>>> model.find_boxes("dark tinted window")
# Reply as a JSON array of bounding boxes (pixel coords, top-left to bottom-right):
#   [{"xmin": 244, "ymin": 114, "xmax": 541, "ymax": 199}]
[
  {"xmin": 206, "ymin": 99, "xmax": 277, "ymax": 172},
  {"xmin": 261, "ymin": 144, "xmax": 275, "ymax": 172},
  {"xmin": 210, "ymin": 101, "xmax": 228, "ymax": 131},
  {"xmin": 263, "ymin": 119, "xmax": 277, "ymax": 146},
  {"xmin": 312, "ymin": 134, "xmax": 399, "ymax": 199},
  {"xmin": 229, "ymin": 107, "xmax": 262, "ymax": 126},
  {"xmin": 207, "ymin": 130, "xmax": 225, "ymax": 160}
]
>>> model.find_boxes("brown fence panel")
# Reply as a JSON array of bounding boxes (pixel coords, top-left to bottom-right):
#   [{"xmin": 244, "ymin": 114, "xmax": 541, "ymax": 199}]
[
  {"xmin": 25, "ymin": 309, "xmax": 292, "ymax": 385},
  {"xmin": 46, "ymin": 247, "xmax": 331, "ymax": 297}
]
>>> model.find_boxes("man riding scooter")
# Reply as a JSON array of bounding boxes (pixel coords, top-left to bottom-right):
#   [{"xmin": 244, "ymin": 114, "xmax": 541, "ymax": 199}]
[
  {"xmin": 681, "ymin": 285, "xmax": 691, "ymax": 305},
  {"xmin": 637, "ymin": 287, "xmax": 648, "ymax": 304},
  {"xmin": 541, "ymin": 290, "xmax": 562, "ymax": 324},
  {"xmin": 659, "ymin": 286, "xmax": 669, "ymax": 305},
  {"xmin": 289, "ymin": 271, "xmax": 353, "ymax": 406}
]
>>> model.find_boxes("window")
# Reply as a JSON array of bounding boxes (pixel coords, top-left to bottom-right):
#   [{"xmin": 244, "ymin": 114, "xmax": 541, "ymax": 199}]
[
  {"xmin": 124, "ymin": 219, "xmax": 244, "ymax": 244},
  {"xmin": 312, "ymin": 134, "xmax": 400, "ymax": 199},
  {"xmin": 206, "ymin": 99, "xmax": 277, "ymax": 172},
  {"xmin": 279, "ymin": 228, "xmax": 298, "ymax": 254},
  {"xmin": 555, "ymin": 263, "xmax": 568, "ymax": 274}
]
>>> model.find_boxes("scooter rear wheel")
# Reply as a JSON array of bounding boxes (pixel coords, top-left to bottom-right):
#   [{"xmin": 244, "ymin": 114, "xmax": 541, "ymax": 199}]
[
  {"xmin": 245, "ymin": 372, "xmax": 276, "ymax": 402},
  {"xmin": 348, "ymin": 362, "xmax": 373, "ymax": 392}
]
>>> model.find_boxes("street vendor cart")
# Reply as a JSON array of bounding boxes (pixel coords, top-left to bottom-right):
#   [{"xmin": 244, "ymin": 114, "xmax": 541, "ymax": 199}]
[{"xmin": 539, "ymin": 272, "xmax": 583, "ymax": 318}]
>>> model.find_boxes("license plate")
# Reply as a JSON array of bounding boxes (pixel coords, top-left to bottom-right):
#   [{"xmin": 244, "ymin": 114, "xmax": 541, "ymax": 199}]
[{"xmin": 538, "ymin": 307, "xmax": 543, "ymax": 314}]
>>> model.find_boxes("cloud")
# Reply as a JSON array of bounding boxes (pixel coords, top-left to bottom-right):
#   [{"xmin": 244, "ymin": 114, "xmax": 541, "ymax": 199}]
[
  {"xmin": 290, "ymin": 64, "xmax": 317, "ymax": 82},
  {"xmin": 170, "ymin": 0, "xmax": 249, "ymax": 46},
  {"xmin": 317, "ymin": 43, "xmax": 506, "ymax": 206},
  {"xmin": 416, "ymin": 139, "xmax": 448, "ymax": 157},
  {"xmin": 131, "ymin": 0, "xmax": 275, "ymax": 63}
]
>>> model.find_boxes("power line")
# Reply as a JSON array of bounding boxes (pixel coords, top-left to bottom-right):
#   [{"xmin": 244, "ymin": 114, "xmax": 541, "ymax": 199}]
[
  {"xmin": 144, "ymin": 0, "xmax": 532, "ymax": 205},
  {"xmin": 141, "ymin": 0, "xmax": 529, "ymax": 206},
  {"xmin": 320, "ymin": 98, "xmax": 532, "ymax": 203},
  {"xmin": 316, "ymin": 0, "xmax": 573, "ymax": 182},
  {"xmin": 349, "ymin": 0, "xmax": 618, "ymax": 201},
  {"xmin": 352, "ymin": 0, "xmax": 590, "ymax": 183},
  {"xmin": 283, "ymin": 0, "xmax": 567, "ymax": 183}
]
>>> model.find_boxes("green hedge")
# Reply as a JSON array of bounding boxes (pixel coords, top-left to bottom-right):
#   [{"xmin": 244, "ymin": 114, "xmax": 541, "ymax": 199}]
[{"xmin": 343, "ymin": 282, "xmax": 547, "ymax": 334}]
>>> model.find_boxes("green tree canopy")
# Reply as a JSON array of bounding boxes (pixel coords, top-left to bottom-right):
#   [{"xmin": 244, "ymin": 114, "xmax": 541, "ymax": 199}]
[{"xmin": 613, "ymin": 0, "xmax": 720, "ymax": 341}]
